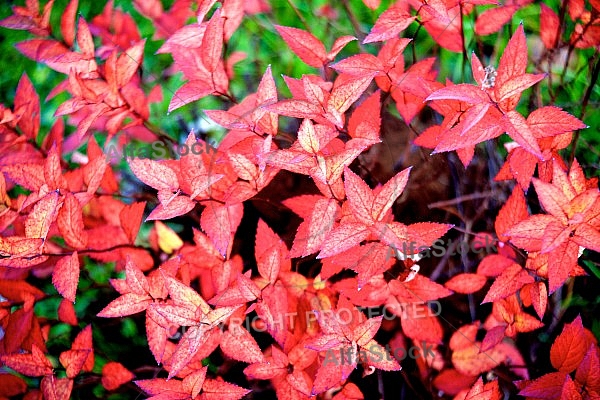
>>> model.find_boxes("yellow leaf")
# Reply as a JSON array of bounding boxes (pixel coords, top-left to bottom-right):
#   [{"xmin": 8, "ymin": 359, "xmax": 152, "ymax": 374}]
[{"xmin": 155, "ymin": 221, "xmax": 183, "ymax": 254}]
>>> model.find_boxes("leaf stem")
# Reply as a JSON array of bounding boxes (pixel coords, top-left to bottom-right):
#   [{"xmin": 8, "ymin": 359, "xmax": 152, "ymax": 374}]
[
  {"xmin": 459, "ymin": 2, "xmax": 468, "ymax": 82},
  {"xmin": 341, "ymin": 0, "xmax": 367, "ymax": 47},
  {"xmin": 285, "ymin": 0, "xmax": 310, "ymax": 31}
]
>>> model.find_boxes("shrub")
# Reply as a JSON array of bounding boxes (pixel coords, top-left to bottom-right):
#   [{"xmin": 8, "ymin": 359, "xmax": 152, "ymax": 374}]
[{"xmin": 0, "ymin": 0, "xmax": 598, "ymax": 399}]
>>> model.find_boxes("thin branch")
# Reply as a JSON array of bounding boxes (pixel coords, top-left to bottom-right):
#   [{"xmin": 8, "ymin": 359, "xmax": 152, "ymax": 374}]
[
  {"xmin": 569, "ymin": 53, "xmax": 599, "ymax": 164},
  {"xmin": 428, "ymin": 191, "xmax": 494, "ymax": 209},
  {"xmin": 341, "ymin": 0, "xmax": 367, "ymax": 48},
  {"xmin": 285, "ymin": 0, "xmax": 310, "ymax": 31}
]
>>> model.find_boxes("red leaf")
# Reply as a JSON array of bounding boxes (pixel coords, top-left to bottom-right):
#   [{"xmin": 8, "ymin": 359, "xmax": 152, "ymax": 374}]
[
  {"xmin": 256, "ymin": 282, "xmax": 289, "ymax": 346},
  {"xmin": 97, "ymin": 292, "xmax": 152, "ymax": 317},
  {"xmin": 348, "ymin": 90, "xmax": 381, "ymax": 141},
  {"xmin": 400, "ymin": 303, "xmax": 444, "ymax": 343},
  {"xmin": 360, "ymin": 338, "xmax": 401, "ymax": 370},
  {"xmin": 482, "ymin": 263, "xmax": 534, "ymax": 303},
  {"xmin": 44, "ymin": 144, "xmax": 67, "ymax": 190},
  {"xmin": 575, "ymin": 344, "xmax": 600, "ymax": 393},
  {"xmin": 330, "ymin": 54, "xmax": 384, "ymax": 77},
  {"xmin": 433, "ymin": 369, "xmax": 477, "ymax": 396},
  {"xmin": 506, "ymin": 214, "xmax": 556, "ymax": 251},
  {"xmin": 518, "ymin": 371, "xmax": 569, "ymax": 398},
  {"xmin": 60, "ymin": 0, "xmax": 78, "ymax": 47},
  {"xmin": 289, "ymin": 198, "xmax": 340, "ymax": 258},
  {"xmin": 244, "ymin": 346, "xmax": 287, "ymax": 379},
  {"xmin": 362, "ymin": 0, "xmax": 380, "ymax": 10},
  {"xmin": 25, "ymin": 191, "xmax": 59, "ymax": 240},
  {"xmin": 208, "ymin": 272, "xmax": 261, "ymax": 306},
  {"xmin": 550, "ymin": 315, "xmax": 588, "ymax": 373},
  {"xmin": 59, "ymin": 349, "xmax": 90, "ymax": 378},
  {"xmin": 406, "ymin": 222, "xmax": 453, "ymax": 249},
  {"xmin": 41, "ymin": 375, "xmax": 73, "ymax": 400},
  {"xmin": 496, "ymin": 24, "xmax": 528, "ymax": 89},
  {"xmin": 57, "ymin": 193, "xmax": 88, "ymax": 249},
  {"xmin": 201, "ymin": 9, "xmax": 224, "ymax": 73},
  {"xmin": 420, "ymin": 3, "xmax": 463, "ymax": 52},
  {"xmin": 547, "ymin": 240, "xmax": 580, "ymax": 293},
  {"xmin": 482, "ymin": 325, "xmax": 506, "ymax": 352},
  {"xmin": 318, "ymin": 223, "xmax": 371, "ymax": 259},
  {"xmin": 540, "ymin": 4, "xmax": 560, "ymax": 49},
  {"xmin": 2, "ymin": 163, "xmax": 45, "ymax": 192},
  {"xmin": 560, "ymin": 375, "xmax": 583, "ymax": 400},
  {"xmin": 184, "ymin": 367, "xmax": 208, "ymax": 398},
  {"xmin": 76, "ymin": 18, "xmax": 95, "ymax": 59},
  {"xmin": 200, "ymin": 202, "xmax": 244, "ymax": 257},
  {"xmin": 372, "ymin": 167, "xmax": 412, "ymax": 221},
  {"xmin": 332, "ymin": 382, "xmax": 364, "ymax": 399},
  {"xmin": 169, "ymin": 80, "xmax": 214, "ymax": 112},
  {"xmin": 135, "ymin": 378, "xmax": 187, "ymax": 397},
  {"xmin": 162, "ymin": 272, "xmax": 211, "ymax": 315},
  {"xmin": 84, "ymin": 154, "xmax": 108, "ymax": 194},
  {"xmin": 451, "ymin": 341, "xmax": 506, "ymax": 376},
  {"xmin": 123, "ymin": 258, "xmax": 149, "ymax": 296},
  {"xmin": 275, "ymin": 25, "xmax": 327, "ymax": 68},
  {"xmin": 344, "ymin": 168, "xmax": 375, "ymax": 225},
  {"xmin": 529, "ymin": 281, "xmax": 548, "ymax": 320},
  {"xmin": 425, "ymin": 84, "xmax": 488, "ymax": 104},
  {"xmin": 444, "ymin": 273, "xmax": 487, "ymax": 294},
  {"xmin": 0, "ymin": 15, "xmax": 37, "ymax": 30},
  {"xmin": 533, "ymin": 178, "xmax": 570, "ymax": 223},
  {"xmin": 0, "ymin": 344, "xmax": 53, "ymax": 377},
  {"xmin": 475, "ymin": 6, "xmax": 519, "ymax": 36},
  {"xmin": 129, "ymin": 158, "xmax": 179, "ymax": 191},
  {"xmin": 116, "ymin": 40, "xmax": 145, "ymax": 87},
  {"xmin": 14, "ymin": 73, "xmax": 40, "ymax": 139},
  {"xmin": 167, "ymin": 325, "xmax": 209, "ymax": 379},
  {"xmin": 501, "ymin": 147, "xmax": 538, "ymax": 190},
  {"xmin": 15, "ymin": 39, "xmax": 69, "ymax": 62},
  {"xmin": 266, "ymin": 99, "xmax": 322, "ymax": 120},
  {"xmin": 390, "ymin": 274, "xmax": 453, "ymax": 303},
  {"xmin": 527, "ymin": 106, "xmax": 587, "ymax": 138},
  {"xmin": 328, "ymin": 36, "xmax": 357, "ymax": 60},
  {"xmin": 201, "ymin": 378, "xmax": 251, "ymax": 400},
  {"xmin": 255, "ymin": 220, "xmax": 283, "ymax": 283},
  {"xmin": 495, "ymin": 186, "xmax": 528, "ymax": 242},
  {"xmin": 101, "ymin": 362, "xmax": 135, "ymax": 391},
  {"xmin": 146, "ymin": 195, "xmax": 196, "ymax": 221},
  {"xmin": 495, "ymin": 73, "xmax": 546, "ymax": 103},
  {"xmin": 52, "ymin": 252, "xmax": 80, "ymax": 303},
  {"xmin": 328, "ymin": 74, "xmax": 375, "ymax": 115},
  {"xmin": 503, "ymin": 110, "xmax": 543, "ymax": 160},
  {"xmin": 228, "ymin": 153, "xmax": 258, "ymax": 181},
  {"xmin": 0, "ymin": 374, "xmax": 27, "ymax": 397},
  {"xmin": 57, "ymin": 299, "xmax": 78, "ymax": 325},
  {"xmin": 71, "ymin": 325, "xmax": 94, "ymax": 372},
  {"xmin": 119, "ymin": 202, "xmax": 146, "ymax": 243},
  {"xmin": 363, "ymin": 5, "xmax": 416, "ymax": 43},
  {"xmin": 221, "ymin": 325, "xmax": 265, "ymax": 364}
]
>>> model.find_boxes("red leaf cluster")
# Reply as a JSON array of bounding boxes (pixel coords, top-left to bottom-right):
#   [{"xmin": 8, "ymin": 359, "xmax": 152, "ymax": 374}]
[{"xmin": 0, "ymin": 0, "xmax": 598, "ymax": 399}]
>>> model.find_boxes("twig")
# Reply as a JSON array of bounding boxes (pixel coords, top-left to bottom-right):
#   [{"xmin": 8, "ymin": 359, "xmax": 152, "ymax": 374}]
[
  {"xmin": 341, "ymin": 0, "xmax": 367, "ymax": 47},
  {"xmin": 569, "ymin": 53, "xmax": 599, "ymax": 164},
  {"xmin": 459, "ymin": 2, "xmax": 468, "ymax": 81},
  {"xmin": 285, "ymin": 0, "xmax": 310, "ymax": 31},
  {"xmin": 428, "ymin": 191, "xmax": 494, "ymax": 209}
]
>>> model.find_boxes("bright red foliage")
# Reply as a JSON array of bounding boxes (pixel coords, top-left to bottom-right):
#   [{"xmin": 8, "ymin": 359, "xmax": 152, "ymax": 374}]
[{"xmin": 0, "ymin": 0, "xmax": 598, "ymax": 399}]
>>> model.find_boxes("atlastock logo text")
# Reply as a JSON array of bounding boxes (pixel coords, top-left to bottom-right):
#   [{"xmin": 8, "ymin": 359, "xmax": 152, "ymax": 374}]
[
  {"xmin": 392, "ymin": 235, "xmax": 497, "ymax": 261},
  {"xmin": 321, "ymin": 342, "xmax": 436, "ymax": 366},
  {"xmin": 105, "ymin": 140, "xmax": 217, "ymax": 162}
]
